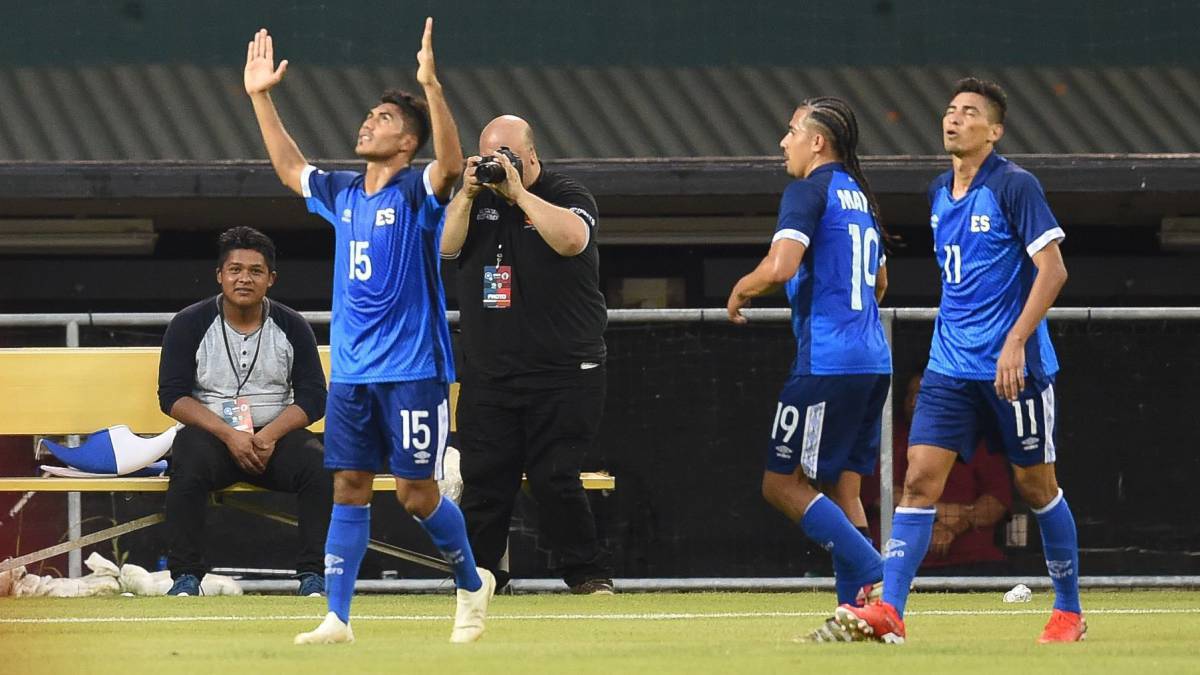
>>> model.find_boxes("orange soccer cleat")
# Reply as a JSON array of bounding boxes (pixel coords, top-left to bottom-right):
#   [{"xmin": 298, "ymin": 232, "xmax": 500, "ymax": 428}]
[
  {"xmin": 1037, "ymin": 609, "xmax": 1087, "ymax": 643},
  {"xmin": 833, "ymin": 600, "xmax": 906, "ymax": 644},
  {"xmin": 855, "ymin": 581, "xmax": 883, "ymax": 607}
]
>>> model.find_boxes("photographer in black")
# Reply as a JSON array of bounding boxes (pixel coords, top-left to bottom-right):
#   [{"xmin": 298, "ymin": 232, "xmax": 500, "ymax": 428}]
[{"xmin": 441, "ymin": 115, "xmax": 612, "ymax": 594}]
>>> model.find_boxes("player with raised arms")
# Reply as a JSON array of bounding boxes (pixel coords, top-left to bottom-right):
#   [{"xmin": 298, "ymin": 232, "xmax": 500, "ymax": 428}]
[
  {"xmin": 834, "ymin": 78, "xmax": 1082, "ymax": 644},
  {"xmin": 244, "ymin": 19, "xmax": 495, "ymax": 644},
  {"xmin": 728, "ymin": 96, "xmax": 891, "ymax": 641}
]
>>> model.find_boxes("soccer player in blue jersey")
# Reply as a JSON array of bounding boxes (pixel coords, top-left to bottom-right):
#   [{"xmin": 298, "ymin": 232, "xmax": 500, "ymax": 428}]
[
  {"xmin": 244, "ymin": 21, "xmax": 495, "ymax": 644},
  {"xmin": 727, "ymin": 97, "xmax": 891, "ymax": 641},
  {"xmin": 835, "ymin": 78, "xmax": 1082, "ymax": 644}
]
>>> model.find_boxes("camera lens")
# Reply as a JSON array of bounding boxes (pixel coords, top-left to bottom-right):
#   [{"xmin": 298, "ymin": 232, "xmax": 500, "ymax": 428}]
[{"xmin": 475, "ymin": 161, "xmax": 506, "ymax": 184}]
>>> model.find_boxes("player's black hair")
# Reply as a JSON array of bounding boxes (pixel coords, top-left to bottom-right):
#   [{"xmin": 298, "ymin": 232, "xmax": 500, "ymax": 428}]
[
  {"xmin": 952, "ymin": 77, "xmax": 1007, "ymax": 123},
  {"xmin": 217, "ymin": 226, "xmax": 276, "ymax": 272},
  {"xmin": 380, "ymin": 89, "xmax": 430, "ymax": 155},
  {"xmin": 799, "ymin": 96, "xmax": 888, "ymax": 240}
]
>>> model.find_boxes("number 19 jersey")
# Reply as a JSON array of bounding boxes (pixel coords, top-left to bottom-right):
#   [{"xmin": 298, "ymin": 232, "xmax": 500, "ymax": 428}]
[
  {"xmin": 927, "ymin": 152, "xmax": 1064, "ymax": 381},
  {"xmin": 303, "ymin": 163, "xmax": 455, "ymax": 385},
  {"xmin": 774, "ymin": 163, "xmax": 891, "ymax": 376}
]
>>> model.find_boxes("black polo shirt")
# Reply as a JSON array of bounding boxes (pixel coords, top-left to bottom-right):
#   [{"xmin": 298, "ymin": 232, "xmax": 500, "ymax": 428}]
[{"xmin": 453, "ymin": 168, "xmax": 607, "ymax": 381}]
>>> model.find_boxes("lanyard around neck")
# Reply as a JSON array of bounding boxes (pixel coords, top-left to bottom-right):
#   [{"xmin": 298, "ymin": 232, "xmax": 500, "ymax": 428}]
[{"xmin": 218, "ymin": 297, "xmax": 267, "ymax": 398}]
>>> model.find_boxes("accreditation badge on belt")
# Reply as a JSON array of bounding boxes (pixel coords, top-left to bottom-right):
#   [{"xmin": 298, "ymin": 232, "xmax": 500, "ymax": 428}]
[
  {"xmin": 483, "ymin": 265, "xmax": 513, "ymax": 309},
  {"xmin": 221, "ymin": 396, "xmax": 255, "ymax": 432}
]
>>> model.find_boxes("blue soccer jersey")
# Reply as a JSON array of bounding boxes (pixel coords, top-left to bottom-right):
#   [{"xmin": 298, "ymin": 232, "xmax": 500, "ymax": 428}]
[
  {"xmin": 774, "ymin": 163, "xmax": 891, "ymax": 376},
  {"xmin": 926, "ymin": 152, "xmax": 1065, "ymax": 380},
  {"xmin": 302, "ymin": 163, "xmax": 455, "ymax": 385}
]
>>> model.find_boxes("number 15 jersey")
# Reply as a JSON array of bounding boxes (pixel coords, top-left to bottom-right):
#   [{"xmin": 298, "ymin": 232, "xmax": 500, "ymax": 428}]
[
  {"xmin": 927, "ymin": 152, "xmax": 1065, "ymax": 381},
  {"xmin": 302, "ymin": 163, "xmax": 455, "ymax": 385},
  {"xmin": 774, "ymin": 163, "xmax": 891, "ymax": 377}
]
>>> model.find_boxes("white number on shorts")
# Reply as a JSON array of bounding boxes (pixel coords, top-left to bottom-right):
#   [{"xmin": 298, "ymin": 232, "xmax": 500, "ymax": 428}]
[
  {"xmin": 772, "ymin": 402, "xmax": 802, "ymax": 443},
  {"xmin": 349, "ymin": 240, "xmax": 372, "ymax": 281},
  {"xmin": 400, "ymin": 410, "xmax": 431, "ymax": 450},
  {"xmin": 848, "ymin": 224, "xmax": 881, "ymax": 311},
  {"xmin": 1011, "ymin": 399, "xmax": 1038, "ymax": 437}
]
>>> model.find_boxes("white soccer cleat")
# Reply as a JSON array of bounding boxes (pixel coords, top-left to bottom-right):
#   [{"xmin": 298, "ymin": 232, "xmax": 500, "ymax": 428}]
[
  {"xmin": 450, "ymin": 568, "xmax": 496, "ymax": 643},
  {"xmin": 293, "ymin": 611, "xmax": 355, "ymax": 645},
  {"xmin": 796, "ymin": 616, "xmax": 855, "ymax": 643}
]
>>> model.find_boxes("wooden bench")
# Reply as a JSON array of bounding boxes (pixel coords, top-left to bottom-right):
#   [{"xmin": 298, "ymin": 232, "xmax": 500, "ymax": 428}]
[{"xmin": 0, "ymin": 347, "xmax": 614, "ymax": 576}]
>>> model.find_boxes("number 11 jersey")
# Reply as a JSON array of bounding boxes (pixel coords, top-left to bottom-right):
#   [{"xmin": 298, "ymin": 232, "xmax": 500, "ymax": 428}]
[{"xmin": 927, "ymin": 152, "xmax": 1065, "ymax": 381}]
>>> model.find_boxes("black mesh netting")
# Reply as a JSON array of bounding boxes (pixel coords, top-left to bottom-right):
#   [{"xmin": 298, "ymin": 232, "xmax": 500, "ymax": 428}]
[{"xmin": 4, "ymin": 318, "xmax": 1198, "ymax": 578}]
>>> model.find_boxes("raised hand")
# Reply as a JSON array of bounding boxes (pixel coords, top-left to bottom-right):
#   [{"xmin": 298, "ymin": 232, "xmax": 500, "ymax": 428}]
[
  {"xmin": 415, "ymin": 17, "xmax": 439, "ymax": 87},
  {"xmin": 244, "ymin": 28, "xmax": 289, "ymax": 95}
]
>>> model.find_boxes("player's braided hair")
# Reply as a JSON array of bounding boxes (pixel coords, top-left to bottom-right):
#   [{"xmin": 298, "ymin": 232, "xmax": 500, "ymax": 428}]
[
  {"xmin": 799, "ymin": 96, "xmax": 888, "ymax": 240},
  {"xmin": 380, "ymin": 89, "xmax": 430, "ymax": 155}
]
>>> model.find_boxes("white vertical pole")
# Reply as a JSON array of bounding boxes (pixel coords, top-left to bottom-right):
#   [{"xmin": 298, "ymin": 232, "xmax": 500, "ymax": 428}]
[
  {"xmin": 66, "ymin": 320, "xmax": 82, "ymax": 578},
  {"xmin": 879, "ymin": 312, "xmax": 894, "ymax": 552}
]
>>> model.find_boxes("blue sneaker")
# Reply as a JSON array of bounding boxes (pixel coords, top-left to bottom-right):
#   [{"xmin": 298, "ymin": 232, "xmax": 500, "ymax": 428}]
[
  {"xmin": 297, "ymin": 572, "xmax": 325, "ymax": 597},
  {"xmin": 167, "ymin": 574, "xmax": 202, "ymax": 596}
]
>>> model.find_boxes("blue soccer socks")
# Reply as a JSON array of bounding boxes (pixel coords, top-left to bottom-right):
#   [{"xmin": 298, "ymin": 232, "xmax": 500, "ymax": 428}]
[
  {"xmin": 881, "ymin": 506, "xmax": 936, "ymax": 617},
  {"xmin": 324, "ymin": 503, "xmax": 370, "ymax": 624},
  {"xmin": 1033, "ymin": 489, "xmax": 1082, "ymax": 614},
  {"xmin": 418, "ymin": 496, "xmax": 483, "ymax": 592},
  {"xmin": 800, "ymin": 494, "xmax": 883, "ymax": 605}
]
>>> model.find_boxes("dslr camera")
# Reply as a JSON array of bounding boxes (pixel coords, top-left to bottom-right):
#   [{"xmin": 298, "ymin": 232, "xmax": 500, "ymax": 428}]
[{"xmin": 474, "ymin": 146, "xmax": 523, "ymax": 184}]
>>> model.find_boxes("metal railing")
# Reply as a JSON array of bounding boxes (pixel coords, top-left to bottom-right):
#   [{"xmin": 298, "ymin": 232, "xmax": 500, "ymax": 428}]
[{"xmin": 3, "ymin": 306, "xmax": 1199, "ymax": 578}]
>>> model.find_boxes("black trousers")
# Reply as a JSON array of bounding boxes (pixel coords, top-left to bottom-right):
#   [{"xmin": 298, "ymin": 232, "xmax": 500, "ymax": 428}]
[
  {"xmin": 458, "ymin": 366, "xmax": 612, "ymax": 587},
  {"xmin": 165, "ymin": 425, "xmax": 332, "ymax": 577}
]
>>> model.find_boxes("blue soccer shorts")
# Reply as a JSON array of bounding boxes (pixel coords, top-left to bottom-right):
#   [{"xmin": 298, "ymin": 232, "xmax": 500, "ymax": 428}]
[
  {"xmin": 765, "ymin": 373, "xmax": 891, "ymax": 482},
  {"xmin": 324, "ymin": 379, "xmax": 450, "ymax": 480},
  {"xmin": 908, "ymin": 368, "xmax": 1059, "ymax": 467}
]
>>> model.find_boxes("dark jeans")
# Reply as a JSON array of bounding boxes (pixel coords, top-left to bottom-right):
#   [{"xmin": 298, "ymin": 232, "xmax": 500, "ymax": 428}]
[
  {"xmin": 458, "ymin": 366, "xmax": 612, "ymax": 587},
  {"xmin": 165, "ymin": 425, "xmax": 332, "ymax": 577}
]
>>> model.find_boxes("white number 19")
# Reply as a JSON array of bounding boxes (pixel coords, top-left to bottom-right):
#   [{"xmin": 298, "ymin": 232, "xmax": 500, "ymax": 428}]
[{"xmin": 772, "ymin": 402, "xmax": 801, "ymax": 443}]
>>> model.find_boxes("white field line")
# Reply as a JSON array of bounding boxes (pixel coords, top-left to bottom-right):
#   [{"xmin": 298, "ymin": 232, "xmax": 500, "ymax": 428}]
[{"xmin": 3, "ymin": 608, "xmax": 1200, "ymax": 625}]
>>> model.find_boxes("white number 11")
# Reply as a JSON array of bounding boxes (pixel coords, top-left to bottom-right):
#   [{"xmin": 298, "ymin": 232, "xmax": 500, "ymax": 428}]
[{"xmin": 1012, "ymin": 399, "xmax": 1038, "ymax": 437}]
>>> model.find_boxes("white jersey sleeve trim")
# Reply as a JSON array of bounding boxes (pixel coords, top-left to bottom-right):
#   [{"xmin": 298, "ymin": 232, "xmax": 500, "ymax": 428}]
[
  {"xmin": 422, "ymin": 163, "xmax": 435, "ymax": 196},
  {"xmin": 772, "ymin": 228, "xmax": 811, "ymax": 247},
  {"xmin": 1026, "ymin": 227, "xmax": 1066, "ymax": 257},
  {"xmin": 300, "ymin": 165, "xmax": 317, "ymax": 199}
]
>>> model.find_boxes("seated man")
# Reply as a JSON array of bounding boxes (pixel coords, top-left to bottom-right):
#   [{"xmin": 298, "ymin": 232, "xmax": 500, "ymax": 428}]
[
  {"xmin": 158, "ymin": 226, "xmax": 331, "ymax": 596},
  {"xmin": 864, "ymin": 373, "xmax": 1013, "ymax": 573}
]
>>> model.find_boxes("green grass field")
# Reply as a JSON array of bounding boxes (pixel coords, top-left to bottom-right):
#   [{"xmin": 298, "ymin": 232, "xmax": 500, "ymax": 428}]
[{"xmin": 3, "ymin": 590, "xmax": 1198, "ymax": 674}]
